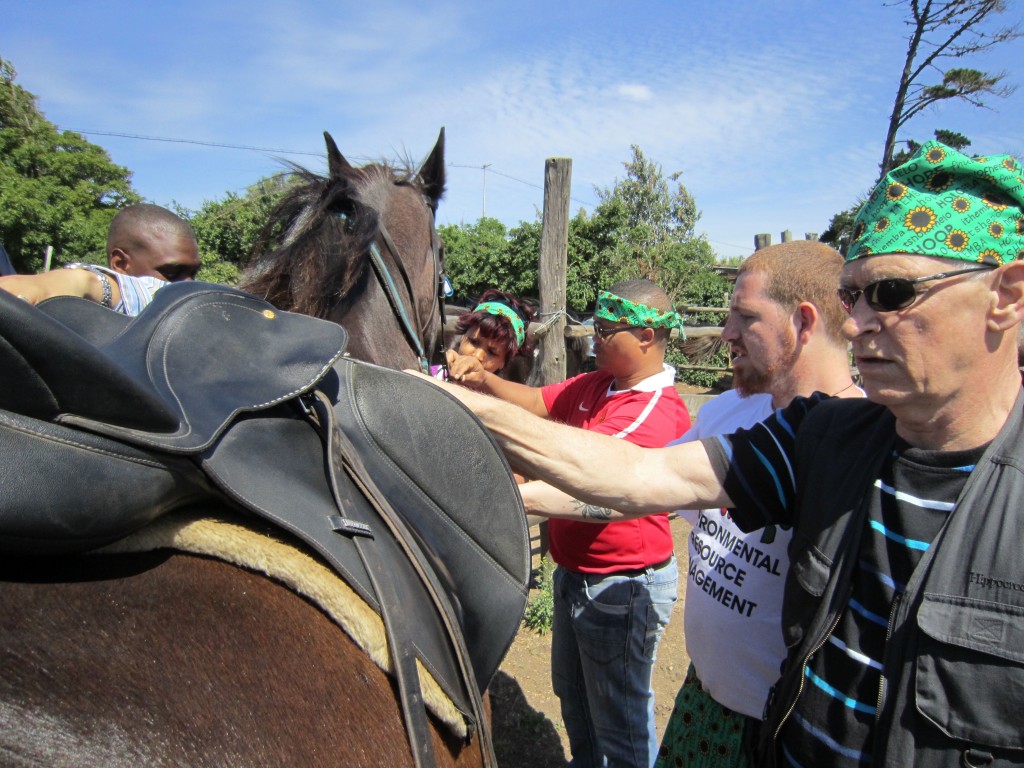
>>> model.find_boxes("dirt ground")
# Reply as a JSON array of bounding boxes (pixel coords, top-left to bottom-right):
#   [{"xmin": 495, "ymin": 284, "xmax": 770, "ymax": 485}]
[{"xmin": 490, "ymin": 516, "xmax": 694, "ymax": 767}]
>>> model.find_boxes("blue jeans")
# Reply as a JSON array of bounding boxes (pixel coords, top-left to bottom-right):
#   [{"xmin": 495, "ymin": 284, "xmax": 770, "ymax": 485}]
[{"xmin": 551, "ymin": 558, "xmax": 679, "ymax": 768}]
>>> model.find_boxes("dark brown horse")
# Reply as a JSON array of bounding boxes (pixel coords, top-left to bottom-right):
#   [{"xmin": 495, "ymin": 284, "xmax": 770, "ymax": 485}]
[
  {"xmin": 0, "ymin": 132, "xmax": 510, "ymax": 767},
  {"xmin": 0, "ymin": 534, "xmax": 487, "ymax": 767},
  {"xmin": 240, "ymin": 130, "xmax": 448, "ymax": 372}
]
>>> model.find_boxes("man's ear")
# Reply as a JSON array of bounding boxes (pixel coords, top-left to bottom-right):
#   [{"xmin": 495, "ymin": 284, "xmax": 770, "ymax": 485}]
[
  {"xmin": 794, "ymin": 302, "xmax": 819, "ymax": 343},
  {"xmin": 636, "ymin": 326, "xmax": 657, "ymax": 348},
  {"xmin": 988, "ymin": 260, "xmax": 1024, "ymax": 331},
  {"xmin": 108, "ymin": 248, "xmax": 131, "ymax": 275}
]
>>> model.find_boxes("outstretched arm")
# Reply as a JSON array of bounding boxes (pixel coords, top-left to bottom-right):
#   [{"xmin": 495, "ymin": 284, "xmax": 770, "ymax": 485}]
[
  {"xmin": 519, "ymin": 480, "xmax": 661, "ymax": 521},
  {"xmin": 0, "ymin": 269, "xmax": 121, "ymax": 307},
  {"xmin": 418, "ymin": 376, "xmax": 730, "ymax": 515}
]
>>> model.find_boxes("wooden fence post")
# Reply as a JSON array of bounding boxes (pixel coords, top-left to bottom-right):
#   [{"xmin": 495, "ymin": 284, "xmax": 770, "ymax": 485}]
[
  {"xmin": 536, "ymin": 157, "xmax": 572, "ymax": 386},
  {"xmin": 534, "ymin": 158, "xmax": 571, "ymax": 558}
]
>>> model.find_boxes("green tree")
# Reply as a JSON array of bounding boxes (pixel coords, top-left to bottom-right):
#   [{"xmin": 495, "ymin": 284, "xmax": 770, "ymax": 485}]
[
  {"xmin": 440, "ymin": 147, "xmax": 732, "ymax": 386},
  {"xmin": 592, "ymin": 145, "xmax": 701, "ymax": 280},
  {"xmin": 440, "ymin": 217, "xmax": 534, "ymax": 302},
  {"xmin": 177, "ymin": 175, "xmax": 291, "ymax": 285},
  {"xmin": 879, "ymin": 0, "xmax": 1021, "ymax": 178},
  {"xmin": 585, "ymin": 146, "xmax": 731, "ymax": 386},
  {"xmin": 0, "ymin": 57, "xmax": 140, "ymax": 273}
]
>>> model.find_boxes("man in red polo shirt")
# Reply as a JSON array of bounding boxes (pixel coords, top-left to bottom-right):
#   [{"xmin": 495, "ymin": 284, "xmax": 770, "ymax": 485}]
[{"xmin": 452, "ymin": 278, "xmax": 690, "ymax": 767}]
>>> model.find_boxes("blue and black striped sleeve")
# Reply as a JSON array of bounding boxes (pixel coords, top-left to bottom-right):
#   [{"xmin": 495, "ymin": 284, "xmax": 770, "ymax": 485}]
[{"xmin": 700, "ymin": 393, "xmax": 829, "ymax": 532}]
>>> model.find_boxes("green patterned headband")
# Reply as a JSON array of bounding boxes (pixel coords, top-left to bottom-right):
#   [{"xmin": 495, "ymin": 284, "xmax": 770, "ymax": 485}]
[
  {"xmin": 848, "ymin": 140, "xmax": 1024, "ymax": 265},
  {"xmin": 595, "ymin": 290, "xmax": 680, "ymax": 329},
  {"xmin": 474, "ymin": 301, "xmax": 526, "ymax": 346}
]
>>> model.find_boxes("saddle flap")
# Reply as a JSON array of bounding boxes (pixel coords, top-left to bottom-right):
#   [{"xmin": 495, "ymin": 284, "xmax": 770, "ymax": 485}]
[
  {"xmin": 0, "ymin": 290, "xmax": 172, "ymax": 426},
  {"xmin": 331, "ymin": 359, "xmax": 530, "ymax": 689},
  {"xmin": 0, "ymin": 284, "xmax": 349, "ymax": 453}
]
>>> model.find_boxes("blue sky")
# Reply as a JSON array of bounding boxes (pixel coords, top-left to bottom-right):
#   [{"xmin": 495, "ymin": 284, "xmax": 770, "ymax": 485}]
[{"xmin": 3, "ymin": 0, "xmax": 1022, "ymax": 260}]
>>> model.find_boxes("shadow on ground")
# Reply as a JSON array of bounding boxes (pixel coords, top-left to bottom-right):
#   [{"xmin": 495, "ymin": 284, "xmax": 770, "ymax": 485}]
[{"xmin": 489, "ymin": 670, "xmax": 568, "ymax": 767}]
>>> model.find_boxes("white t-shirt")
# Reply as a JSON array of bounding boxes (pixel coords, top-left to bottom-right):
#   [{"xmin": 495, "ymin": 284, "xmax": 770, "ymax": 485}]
[{"xmin": 671, "ymin": 389, "xmax": 789, "ymax": 718}]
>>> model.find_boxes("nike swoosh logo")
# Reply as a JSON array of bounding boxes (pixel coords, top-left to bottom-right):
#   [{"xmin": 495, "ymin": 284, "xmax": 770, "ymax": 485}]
[{"xmin": 578, "ymin": 403, "xmax": 589, "ymax": 412}]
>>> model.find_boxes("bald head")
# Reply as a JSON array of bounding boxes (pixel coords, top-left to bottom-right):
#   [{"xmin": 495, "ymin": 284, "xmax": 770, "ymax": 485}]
[{"xmin": 107, "ymin": 204, "xmax": 200, "ymax": 282}]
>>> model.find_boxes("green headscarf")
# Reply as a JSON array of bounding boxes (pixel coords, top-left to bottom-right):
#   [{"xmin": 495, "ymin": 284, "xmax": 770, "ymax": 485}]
[
  {"xmin": 594, "ymin": 290, "xmax": 680, "ymax": 329},
  {"xmin": 847, "ymin": 141, "xmax": 1024, "ymax": 265},
  {"xmin": 473, "ymin": 301, "xmax": 526, "ymax": 346}
]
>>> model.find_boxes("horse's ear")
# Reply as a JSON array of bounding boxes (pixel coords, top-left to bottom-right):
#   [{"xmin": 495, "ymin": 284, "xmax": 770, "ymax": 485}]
[
  {"xmin": 324, "ymin": 131, "xmax": 352, "ymax": 179},
  {"xmin": 415, "ymin": 127, "xmax": 446, "ymax": 208}
]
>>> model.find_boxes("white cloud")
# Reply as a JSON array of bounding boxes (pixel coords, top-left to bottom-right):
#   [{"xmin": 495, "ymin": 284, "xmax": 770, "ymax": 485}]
[{"xmin": 614, "ymin": 84, "xmax": 653, "ymax": 102}]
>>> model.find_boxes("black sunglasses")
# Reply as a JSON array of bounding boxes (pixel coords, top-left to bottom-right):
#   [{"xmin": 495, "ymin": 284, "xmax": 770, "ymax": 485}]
[
  {"xmin": 156, "ymin": 264, "xmax": 200, "ymax": 282},
  {"xmin": 837, "ymin": 265, "xmax": 995, "ymax": 314},
  {"xmin": 592, "ymin": 324, "xmax": 640, "ymax": 340}
]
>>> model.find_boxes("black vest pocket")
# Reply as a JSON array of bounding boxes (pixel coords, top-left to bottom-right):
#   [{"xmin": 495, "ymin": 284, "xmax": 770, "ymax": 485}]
[
  {"xmin": 781, "ymin": 542, "xmax": 831, "ymax": 649},
  {"xmin": 916, "ymin": 593, "xmax": 1024, "ymax": 753}
]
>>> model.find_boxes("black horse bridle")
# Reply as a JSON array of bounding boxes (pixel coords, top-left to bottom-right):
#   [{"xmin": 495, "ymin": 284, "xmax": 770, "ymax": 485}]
[{"xmin": 367, "ymin": 196, "xmax": 450, "ymax": 374}]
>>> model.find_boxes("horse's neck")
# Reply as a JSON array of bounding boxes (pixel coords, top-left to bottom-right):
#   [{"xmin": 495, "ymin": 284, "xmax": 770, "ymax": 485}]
[{"xmin": 330, "ymin": 281, "xmax": 428, "ymax": 371}]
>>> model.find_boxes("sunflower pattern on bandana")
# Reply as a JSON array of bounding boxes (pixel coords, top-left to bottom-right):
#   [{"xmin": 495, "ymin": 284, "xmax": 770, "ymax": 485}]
[
  {"xmin": 848, "ymin": 141, "xmax": 1024, "ymax": 265},
  {"xmin": 594, "ymin": 290, "xmax": 681, "ymax": 329}
]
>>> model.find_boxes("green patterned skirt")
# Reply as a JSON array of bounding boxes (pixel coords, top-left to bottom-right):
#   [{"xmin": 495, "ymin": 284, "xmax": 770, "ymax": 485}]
[{"xmin": 655, "ymin": 663, "xmax": 757, "ymax": 768}]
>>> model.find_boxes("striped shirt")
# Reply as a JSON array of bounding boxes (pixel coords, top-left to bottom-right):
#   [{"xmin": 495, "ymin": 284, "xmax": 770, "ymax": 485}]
[
  {"xmin": 702, "ymin": 396, "xmax": 985, "ymax": 766},
  {"xmin": 67, "ymin": 264, "xmax": 166, "ymax": 316}
]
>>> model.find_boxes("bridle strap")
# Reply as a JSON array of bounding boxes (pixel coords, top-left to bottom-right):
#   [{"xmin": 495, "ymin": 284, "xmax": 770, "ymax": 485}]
[
  {"xmin": 368, "ymin": 235, "xmax": 427, "ymax": 370},
  {"xmin": 369, "ymin": 213, "xmax": 446, "ymax": 375}
]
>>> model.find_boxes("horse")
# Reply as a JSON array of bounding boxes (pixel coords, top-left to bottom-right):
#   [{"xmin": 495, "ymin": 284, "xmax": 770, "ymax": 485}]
[
  {"xmin": 240, "ymin": 129, "xmax": 448, "ymax": 372},
  {"xmin": 0, "ymin": 527, "xmax": 488, "ymax": 768},
  {"xmin": 0, "ymin": 133, "xmax": 526, "ymax": 768}
]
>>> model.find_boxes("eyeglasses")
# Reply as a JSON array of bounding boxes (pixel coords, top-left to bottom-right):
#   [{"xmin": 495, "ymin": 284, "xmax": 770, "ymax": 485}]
[
  {"xmin": 156, "ymin": 264, "xmax": 200, "ymax": 282},
  {"xmin": 837, "ymin": 265, "xmax": 994, "ymax": 314},
  {"xmin": 592, "ymin": 324, "xmax": 640, "ymax": 340}
]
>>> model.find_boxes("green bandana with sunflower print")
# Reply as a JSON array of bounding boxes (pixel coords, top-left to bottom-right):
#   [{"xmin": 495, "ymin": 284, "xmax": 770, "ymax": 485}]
[
  {"xmin": 594, "ymin": 290, "xmax": 681, "ymax": 329},
  {"xmin": 847, "ymin": 141, "xmax": 1024, "ymax": 265}
]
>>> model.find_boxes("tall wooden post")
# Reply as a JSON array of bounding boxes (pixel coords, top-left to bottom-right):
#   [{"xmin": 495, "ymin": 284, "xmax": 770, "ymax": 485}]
[
  {"xmin": 535, "ymin": 158, "xmax": 571, "ymax": 557},
  {"xmin": 536, "ymin": 157, "xmax": 572, "ymax": 386}
]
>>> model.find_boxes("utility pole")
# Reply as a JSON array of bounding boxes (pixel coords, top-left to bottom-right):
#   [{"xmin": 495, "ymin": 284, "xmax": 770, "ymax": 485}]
[{"xmin": 481, "ymin": 164, "xmax": 492, "ymax": 218}]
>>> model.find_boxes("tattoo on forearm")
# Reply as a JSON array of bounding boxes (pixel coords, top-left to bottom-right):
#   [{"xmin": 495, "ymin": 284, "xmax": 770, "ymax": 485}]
[{"xmin": 572, "ymin": 499, "xmax": 614, "ymax": 520}]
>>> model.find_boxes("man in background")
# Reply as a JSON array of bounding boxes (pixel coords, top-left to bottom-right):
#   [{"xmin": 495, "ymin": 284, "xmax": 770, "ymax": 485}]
[
  {"xmin": 0, "ymin": 203, "xmax": 199, "ymax": 314},
  {"xmin": 656, "ymin": 239, "xmax": 858, "ymax": 768}
]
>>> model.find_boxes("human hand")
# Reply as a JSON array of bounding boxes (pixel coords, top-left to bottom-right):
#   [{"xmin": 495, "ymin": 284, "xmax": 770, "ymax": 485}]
[{"xmin": 445, "ymin": 349, "xmax": 489, "ymax": 389}]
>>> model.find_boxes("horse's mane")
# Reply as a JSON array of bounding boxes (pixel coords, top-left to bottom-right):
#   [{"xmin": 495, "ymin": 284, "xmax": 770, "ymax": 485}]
[{"xmin": 240, "ymin": 160, "xmax": 418, "ymax": 318}]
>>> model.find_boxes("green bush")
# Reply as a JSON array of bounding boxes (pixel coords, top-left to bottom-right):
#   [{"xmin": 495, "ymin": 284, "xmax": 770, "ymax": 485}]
[{"xmin": 523, "ymin": 555, "xmax": 556, "ymax": 634}]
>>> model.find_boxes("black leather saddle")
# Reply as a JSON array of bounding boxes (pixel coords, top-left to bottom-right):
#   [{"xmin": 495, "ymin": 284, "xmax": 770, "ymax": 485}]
[{"xmin": 0, "ymin": 283, "xmax": 529, "ymax": 767}]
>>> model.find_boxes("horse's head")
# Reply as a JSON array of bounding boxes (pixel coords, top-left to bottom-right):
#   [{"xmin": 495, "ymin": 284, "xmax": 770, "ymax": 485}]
[{"xmin": 241, "ymin": 129, "xmax": 447, "ymax": 371}]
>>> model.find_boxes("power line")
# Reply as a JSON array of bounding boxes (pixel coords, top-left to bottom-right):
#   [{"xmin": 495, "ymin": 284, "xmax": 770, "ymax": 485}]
[
  {"xmin": 65, "ymin": 128, "xmax": 328, "ymax": 158},
  {"xmin": 449, "ymin": 162, "xmax": 597, "ymax": 210},
  {"xmin": 70, "ymin": 131, "xmax": 599, "ymax": 207},
  {"xmin": 72, "ymin": 130, "xmax": 747, "ymax": 238}
]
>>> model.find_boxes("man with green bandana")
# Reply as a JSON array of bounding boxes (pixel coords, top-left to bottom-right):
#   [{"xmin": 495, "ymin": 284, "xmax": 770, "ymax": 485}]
[
  {"xmin": 454, "ymin": 278, "xmax": 690, "ymax": 768},
  {"xmin": 422, "ymin": 143, "xmax": 1024, "ymax": 766}
]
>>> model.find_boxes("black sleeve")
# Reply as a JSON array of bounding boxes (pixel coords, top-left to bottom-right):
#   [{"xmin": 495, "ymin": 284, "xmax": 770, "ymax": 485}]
[{"xmin": 700, "ymin": 392, "xmax": 830, "ymax": 532}]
